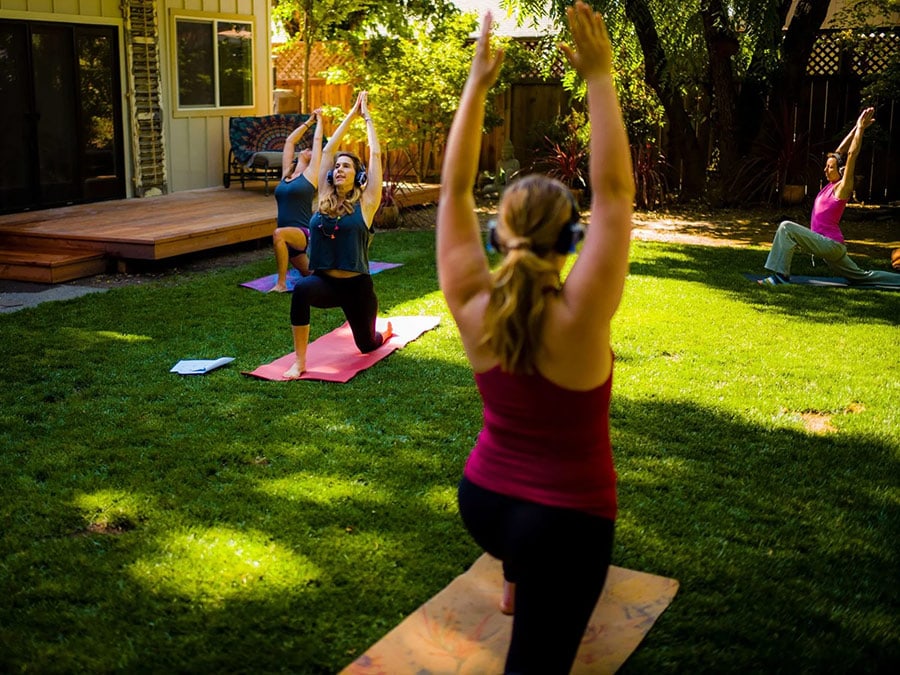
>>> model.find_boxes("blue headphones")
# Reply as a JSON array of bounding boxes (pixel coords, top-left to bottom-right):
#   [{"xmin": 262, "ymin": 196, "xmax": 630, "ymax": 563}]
[
  {"xmin": 488, "ymin": 190, "xmax": 584, "ymax": 255},
  {"xmin": 326, "ymin": 155, "xmax": 367, "ymax": 188}
]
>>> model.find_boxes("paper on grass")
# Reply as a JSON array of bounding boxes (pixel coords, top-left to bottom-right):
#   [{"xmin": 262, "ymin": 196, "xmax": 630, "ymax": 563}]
[{"xmin": 170, "ymin": 357, "xmax": 235, "ymax": 375}]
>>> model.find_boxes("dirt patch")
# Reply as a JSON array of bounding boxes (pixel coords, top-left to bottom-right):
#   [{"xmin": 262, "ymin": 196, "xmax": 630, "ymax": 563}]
[
  {"xmin": 630, "ymin": 204, "xmax": 900, "ymax": 259},
  {"xmin": 799, "ymin": 412, "xmax": 837, "ymax": 435}
]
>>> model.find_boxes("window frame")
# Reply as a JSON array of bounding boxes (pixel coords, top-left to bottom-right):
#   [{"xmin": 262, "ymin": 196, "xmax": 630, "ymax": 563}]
[{"xmin": 170, "ymin": 10, "xmax": 256, "ymax": 116}]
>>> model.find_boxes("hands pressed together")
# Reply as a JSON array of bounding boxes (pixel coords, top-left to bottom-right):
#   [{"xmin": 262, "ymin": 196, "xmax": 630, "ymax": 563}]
[{"xmin": 858, "ymin": 106, "xmax": 875, "ymax": 130}]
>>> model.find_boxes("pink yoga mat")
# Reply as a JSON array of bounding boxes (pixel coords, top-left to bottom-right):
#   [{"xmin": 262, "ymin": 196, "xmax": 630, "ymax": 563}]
[{"xmin": 243, "ymin": 315, "xmax": 440, "ymax": 383}]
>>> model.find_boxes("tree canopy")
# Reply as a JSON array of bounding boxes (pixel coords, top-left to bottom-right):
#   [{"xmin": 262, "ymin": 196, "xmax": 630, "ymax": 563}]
[
  {"xmin": 506, "ymin": 0, "xmax": 891, "ymax": 203},
  {"xmin": 273, "ymin": 0, "xmax": 459, "ymax": 110}
]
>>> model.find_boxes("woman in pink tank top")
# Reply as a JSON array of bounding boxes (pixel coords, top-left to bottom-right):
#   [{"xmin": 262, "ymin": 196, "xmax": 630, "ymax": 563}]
[
  {"xmin": 759, "ymin": 107, "xmax": 900, "ymax": 288},
  {"xmin": 437, "ymin": 4, "xmax": 634, "ymax": 673}
]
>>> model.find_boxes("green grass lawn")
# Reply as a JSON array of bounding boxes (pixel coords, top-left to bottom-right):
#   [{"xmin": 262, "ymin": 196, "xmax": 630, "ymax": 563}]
[{"xmin": 1, "ymin": 230, "xmax": 897, "ymax": 673}]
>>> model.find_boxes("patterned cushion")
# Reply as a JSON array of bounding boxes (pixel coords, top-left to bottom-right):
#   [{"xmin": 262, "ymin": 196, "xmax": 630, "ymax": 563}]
[{"xmin": 228, "ymin": 114, "xmax": 314, "ymax": 165}]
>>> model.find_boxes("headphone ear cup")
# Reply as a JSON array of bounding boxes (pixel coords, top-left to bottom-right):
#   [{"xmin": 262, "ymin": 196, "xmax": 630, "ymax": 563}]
[
  {"xmin": 326, "ymin": 170, "xmax": 334, "ymax": 185},
  {"xmin": 553, "ymin": 222, "xmax": 585, "ymax": 254},
  {"xmin": 552, "ymin": 192, "xmax": 583, "ymax": 254},
  {"xmin": 487, "ymin": 221, "xmax": 500, "ymax": 253},
  {"xmin": 553, "ymin": 223, "xmax": 574, "ymax": 254},
  {"xmin": 356, "ymin": 169, "xmax": 367, "ymax": 187}
]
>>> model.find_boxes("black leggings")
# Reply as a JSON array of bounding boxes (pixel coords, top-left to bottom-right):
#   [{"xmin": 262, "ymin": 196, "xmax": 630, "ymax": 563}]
[
  {"xmin": 457, "ymin": 476, "xmax": 615, "ymax": 675},
  {"xmin": 290, "ymin": 272, "xmax": 384, "ymax": 353}
]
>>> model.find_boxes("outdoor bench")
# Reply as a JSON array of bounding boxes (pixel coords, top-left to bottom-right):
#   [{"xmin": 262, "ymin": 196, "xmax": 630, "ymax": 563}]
[{"xmin": 224, "ymin": 114, "xmax": 313, "ymax": 195}]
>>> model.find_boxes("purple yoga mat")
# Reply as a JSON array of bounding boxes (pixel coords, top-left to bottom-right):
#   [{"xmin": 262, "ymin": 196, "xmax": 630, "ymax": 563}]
[{"xmin": 241, "ymin": 261, "xmax": 403, "ymax": 292}]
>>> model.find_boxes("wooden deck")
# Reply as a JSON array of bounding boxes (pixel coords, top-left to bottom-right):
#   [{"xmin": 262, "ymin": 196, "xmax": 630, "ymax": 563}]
[{"xmin": 0, "ymin": 182, "xmax": 439, "ymax": 283}]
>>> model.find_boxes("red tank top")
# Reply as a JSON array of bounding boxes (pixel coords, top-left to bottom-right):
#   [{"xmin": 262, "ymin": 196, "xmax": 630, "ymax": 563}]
[{"xmin": 464, "ymin": 365, "xmax": 617, "ymax": 520}]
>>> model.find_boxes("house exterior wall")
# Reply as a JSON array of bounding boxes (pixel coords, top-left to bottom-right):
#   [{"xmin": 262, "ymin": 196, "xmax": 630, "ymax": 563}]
[
  {"xmin": 0, "ymin": 0, "xmax": 273, "ymax": 198},
  {"xmin": 162, "ymin": 0, "xmax": 273, "ymax": 192}
]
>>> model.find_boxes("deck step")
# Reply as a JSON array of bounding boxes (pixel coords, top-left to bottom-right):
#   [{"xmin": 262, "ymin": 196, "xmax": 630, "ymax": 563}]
[{"xmin": 0, "ymin": 247, "xmax": 108, "ymax": 284}]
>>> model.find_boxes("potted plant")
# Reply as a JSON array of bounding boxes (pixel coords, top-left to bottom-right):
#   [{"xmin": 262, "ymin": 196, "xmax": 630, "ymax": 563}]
[
  {"xmin": 535, "ymin": 112, "xmax": 589, "ymax": 205},
  {"xmin": 375, "ymin": 180, "xmax": 401, "ymax": 229},
  {"xmin": 729, "ymin": 106, "xmax": 817, "ymax": 206},
  {"xmin": 373, "ymin": 150, "xmax": 406, "ymax": 229},
  {"xmin": 541, "ymin": 136, "xmax": 588, "ymax": 204}
]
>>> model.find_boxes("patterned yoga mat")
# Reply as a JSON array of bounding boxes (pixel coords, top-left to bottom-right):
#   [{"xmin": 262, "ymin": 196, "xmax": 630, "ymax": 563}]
[{"xmin": 341, "ymin": 553, "xmax": 678, "ymax": 674}]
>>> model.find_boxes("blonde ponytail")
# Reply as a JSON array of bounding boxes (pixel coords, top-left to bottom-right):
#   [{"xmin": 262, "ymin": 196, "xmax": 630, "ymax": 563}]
[{"xmin": 481, "ymin": 175, "xmax": 577, "ymax": 374}]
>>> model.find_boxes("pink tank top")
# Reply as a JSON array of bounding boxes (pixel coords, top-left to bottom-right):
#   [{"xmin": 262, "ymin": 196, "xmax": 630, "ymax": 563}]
[
  {"xmin": 810, "ymin": 182, "xmax": 847, "ymax": 244},
  {"xmin": 464, "ymin": 365, "xmax": 617, "ymax": 520}
]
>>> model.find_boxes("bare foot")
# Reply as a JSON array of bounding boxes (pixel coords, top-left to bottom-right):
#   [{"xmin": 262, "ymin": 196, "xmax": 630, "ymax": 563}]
[
  {"xmin": 283, "ymin": 361, "xmax": 305, "ymax": 380},
  {"xmin": 500, "ymin": 581, "xmax": 515, "ymax": 615},
  {"xmin": 268, "ymin": 282, "xmax": 289, "ymax": 293},
  {"xmin": 381, "ymin": 320, "xmax": 394, "ymax": 342}
]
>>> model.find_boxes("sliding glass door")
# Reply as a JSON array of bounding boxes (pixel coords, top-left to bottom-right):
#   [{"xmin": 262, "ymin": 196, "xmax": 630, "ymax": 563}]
[{"xmin": 0, "ymin": 20, "xmax": 125, "ymax": 213}]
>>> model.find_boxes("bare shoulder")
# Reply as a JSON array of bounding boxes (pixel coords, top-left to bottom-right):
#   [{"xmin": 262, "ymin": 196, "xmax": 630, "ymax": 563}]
[{"xmin": 537, "ymin": 296, "xmax": 612, "ymax": 389}]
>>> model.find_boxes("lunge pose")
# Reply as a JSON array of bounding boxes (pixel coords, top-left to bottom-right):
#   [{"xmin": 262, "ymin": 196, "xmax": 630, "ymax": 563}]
[
  {"xmin": 437, "ymin": 3, "xmax": 634, "ymax": 673},
  {"xmin": 760, "ymin": 107, "xmax": 900, "ymax": 287},
  {"xmin": 270, "ymin": 109, "xmax": 324, "ymax": 292},
  {"xmin": 284, "ymin": 92, "xmax": 392, "ymax": 379}
]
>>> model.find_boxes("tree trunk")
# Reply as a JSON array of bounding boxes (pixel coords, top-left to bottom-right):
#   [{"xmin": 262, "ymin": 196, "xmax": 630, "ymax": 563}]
[
  {"xmin": 624, "ymin": 0, "xmax": 706, "ymax": 200},
  {"xmin": 700, "ymin": 0, "xmax": 741, "ymax": 203},
  {"xmin": 736, "ymin": 1, "xmax": 795, "ymax": 156},
  {"xmin": 769, "ymin": 0, "xmax": 831, "ymax": 114},
  {"xmin": 301, "ymin": 0, "xmax": 315, "ymax": 112}
]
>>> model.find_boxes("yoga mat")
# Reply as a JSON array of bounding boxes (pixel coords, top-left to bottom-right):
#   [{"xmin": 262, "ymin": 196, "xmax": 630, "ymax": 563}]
[
  {"xmin": 241, "ymin": 262, "xmax": 402, "ymax": 292},
  {"xmin": 243, "ymin": 315, "xmax": 440, "ymax": 383},
  {"xmin": 341, "ymin": 553, "xmax": 678, "ymax": 675},
  {"xmin": 745, "ymin": 273, "xmax": 899, "ymax": 290}
]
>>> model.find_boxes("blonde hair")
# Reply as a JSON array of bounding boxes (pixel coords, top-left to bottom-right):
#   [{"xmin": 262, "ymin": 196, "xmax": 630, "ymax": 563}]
[
  {"xmin": 483, "ymin": 175, "xmax": 577, "ymax": 374},
  {"xmin": 318, "ymin": 152, "xmax": 364, "ymax": 217}
]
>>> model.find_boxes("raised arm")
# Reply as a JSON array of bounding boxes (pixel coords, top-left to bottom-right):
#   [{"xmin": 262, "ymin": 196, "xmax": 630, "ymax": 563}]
[
  {"xmin": 436, "ymin": 12, "xmax": 504, "ymax": 318},
  {"xmin": 557, "ymin": 1, "xmax": 634, "ymax": 326},
  {"xmin": 301, "ymin": 108, "xmax": 325, "ymax": 187},
  {"xmin": 359, "ymin": 92, "xmax": 383, "ymax": 225},
  {"xmin": 835, "ymin": 107, "xmax": 874, "ymax": 201},
  {"xmin": 317, "ymin": 94, "xmax": 363, "ymax": 189},
  {"xmin": 282, "ymin": 114, "xmax": 315, "ymax": 179}
]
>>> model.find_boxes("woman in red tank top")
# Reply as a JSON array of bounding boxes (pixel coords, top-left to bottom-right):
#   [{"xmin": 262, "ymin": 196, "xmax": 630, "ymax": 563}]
[{"xmin": 437, "ymin": 4, "xmax": 634, "ymax": 672}]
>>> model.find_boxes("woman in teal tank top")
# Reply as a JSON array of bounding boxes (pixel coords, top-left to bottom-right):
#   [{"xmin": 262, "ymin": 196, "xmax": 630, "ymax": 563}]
[
  {"xmin": 283, "ymin": 92, "xmax": 393, "ymax": 379},
  {"xmin": 270, "ymin": 109, "xmax": 324, "ymax": 292}
]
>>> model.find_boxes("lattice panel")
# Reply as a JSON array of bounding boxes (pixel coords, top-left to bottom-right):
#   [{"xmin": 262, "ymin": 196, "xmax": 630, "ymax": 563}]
[
  {"xmin": 850, "ymin": 30, "xmax": 898, "ymax": 75},
  {"xmin": 274, "ymin": 37, "xmax": 566, "ymax": 83},
  {"xmin": 274, "ymin": 42, "xmax": 349, "ymax": 80},
  {"xmin": 807, "ymin": 29, "xmax": 898, "ymax": 77},
  {"xmin": 515, "ymin": 38, "xmax": 567, "ymax": 81}
]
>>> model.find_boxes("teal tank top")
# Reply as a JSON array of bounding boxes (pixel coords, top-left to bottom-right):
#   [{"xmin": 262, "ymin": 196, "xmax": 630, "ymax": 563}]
[
  {"xmin": 308, "ymin": 203, "xmax": 372, "ymax": 274},
  {"xmin": 274, "ymin": 174, "xmax": 315, "ymax": 229}
]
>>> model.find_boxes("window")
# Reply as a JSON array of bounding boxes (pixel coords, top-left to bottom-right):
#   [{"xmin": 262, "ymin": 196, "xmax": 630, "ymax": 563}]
[{"xmin": 175, "ymin": 17, "xmax": 253, "ymax": 109}]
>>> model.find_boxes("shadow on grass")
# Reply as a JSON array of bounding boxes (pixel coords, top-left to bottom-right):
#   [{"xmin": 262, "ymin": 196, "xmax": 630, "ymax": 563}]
[
  {"xmin": 611, "ymin": 395, "xmax": 899, "ymax": 673},
  {"xmin": 2, "ymin": 361, "xmax": 897, "ymax": 672},
  {"xmin": 1, "ymin": 230, "xmax": 897, "ymax": 673},
  {"xmin": 629, "ymin": 241, "xmax": 900, "ymax": 326}
]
